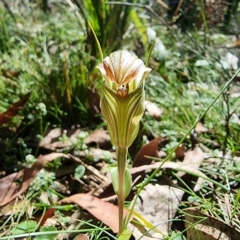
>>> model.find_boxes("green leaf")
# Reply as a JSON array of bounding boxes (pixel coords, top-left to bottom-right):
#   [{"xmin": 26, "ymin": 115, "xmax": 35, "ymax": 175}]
[
  {"xmin": 35, "ymin": 226, "xmax": 58, "ymax": 240},
  {"xmin": 74, "ymin": 165, "xmax": 85, "ymax": 179},
  {"xmin": 124, "ymin": 168, "xmax": 132, "ymax": 199},
  {"xmin": 10, "ymin": 220, "xmax": 37, "ymax": 235},
  {"xmin": 117, "ymin": 228, "xmax": 132, "ymax": 240},
  {"xmin": 110, "ymin": 166, "xmax": 119, "ymax": 195},
  {"xmin": 169, "ymin": 231, "xmax": 187, "ymax": 240},
  {"xmin": 130, "ymin": 10, "xmax": 147, "ymax": 46},
  {"xmin": 110, "ymin": 167, "xmax": 132, "ymax": 199},
  {"xmin": 131, "ymin": 210, "xmax": 164, "ymax": 236}
]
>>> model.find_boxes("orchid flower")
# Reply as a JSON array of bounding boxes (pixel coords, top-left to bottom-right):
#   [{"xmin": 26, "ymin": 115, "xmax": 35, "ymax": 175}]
[
  {"xmin": 97, "ymin": 50, "xmax": 151, "ymax": 234},
  {"xmin": 97, "ymin": 50, "xmax": 151, "ymax": 148}
]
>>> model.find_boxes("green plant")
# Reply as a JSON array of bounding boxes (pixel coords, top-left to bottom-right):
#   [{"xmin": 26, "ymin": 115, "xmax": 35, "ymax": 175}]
[
  {"xmin": 73, "ymin": 0, "xmax": 135, "ymax": 56},
  {"xmin": 97, "ymin": 49, "xmax": 151, "ymax": 234}
]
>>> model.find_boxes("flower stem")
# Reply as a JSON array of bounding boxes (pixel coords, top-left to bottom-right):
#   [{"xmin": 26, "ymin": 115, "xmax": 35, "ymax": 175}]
[{"xmin": 117, "ymin": 147, "xmax": 128, "ymax": 235}]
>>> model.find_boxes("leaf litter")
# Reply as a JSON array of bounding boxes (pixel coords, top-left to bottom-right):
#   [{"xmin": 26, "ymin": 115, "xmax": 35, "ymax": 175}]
[
  {"xmin": 0, "ymin": 153, "xmax": 67, "ymax": 207},
  {"xmin": 129, "ymin": 146, "xmax": 205, "ymax": 239},
  {"xmin": 39, "ymin": 127, "xmax": 111, "ymax": 151},
  {"xmin": 0, "ymin": 124, "xmax": 217, "ymax": 240},
  {"xmin": 60, "ymin": 193, "xmax": 132, "ymax": 233},
  {"xmin": 1, "ymin": 101, "xmax": 238, "ymax": 239},
  {"xmin": 57, "ymin": 138, "xmax": 207, "ymax": 239},
  {"xmin": 133, "ymin": 137, "xmax": 168, "ymax": 167},
  {"xmin": 185, "ymin": 207, "xmax": 240, "ymax": 240}
]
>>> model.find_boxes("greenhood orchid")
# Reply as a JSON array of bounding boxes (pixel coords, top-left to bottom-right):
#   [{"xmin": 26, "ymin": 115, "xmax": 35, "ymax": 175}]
[
  {"xmin": 97, "ymin": 50, "xmax": 151, "ymax": 148},
  {"xmin": 97, "ymin": 50, "xmax": 151, "ymax": 234}
]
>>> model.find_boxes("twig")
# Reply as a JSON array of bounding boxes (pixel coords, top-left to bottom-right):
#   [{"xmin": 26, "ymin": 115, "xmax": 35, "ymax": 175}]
[{"xmin": 173, "ymin": 0, "xmax": 184, "ymax": 16}]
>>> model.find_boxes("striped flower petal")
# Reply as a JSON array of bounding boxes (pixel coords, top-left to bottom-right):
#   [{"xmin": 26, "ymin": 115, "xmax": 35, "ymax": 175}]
[
  {"xmin": 97, "ymin": 50, "xmax": 151, "ymax": 148},
  {"xmin": 97, "ymin": 50, "xmax": 151, "ymax": 96}
]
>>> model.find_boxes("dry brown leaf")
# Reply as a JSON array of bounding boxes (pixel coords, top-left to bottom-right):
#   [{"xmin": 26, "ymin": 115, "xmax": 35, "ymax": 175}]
[
  {"xmin": 39, "ymin": 128, "xmax": 82, "ymax": 149},
  {"xmin": 132, "ymin": 184, "xmax": 184, "ymax": 239},
  {"xmin": 0, "ymin": 171, "xmax": 24, "ymax": 205},
  {"xmin": 195, "ymin": 121, "xmax": 208, "ymax": 134},
  {"xmin": 133, "ymin": 137, "xmax": 166, "ymax": 167},
  {"xmin": 39, "ymin": 128, "xmax": 62, "ymax": 147},
  {"xmin": 175, "ymin": 144, "xmax": 186, "ymax": 160},
  {"xmin": 177, "ymin": 146, "xmax": 204, "ymax": 177},
  {"xmin": 60, "ymin": 193, "xmax": 132, "ymax": 233},
  {"xmin": 177, "ymin": 147, "xmax": 206, "ymax": 191},
  {"xmin": 74, "ymin": 234, "xmax": 89, "ymax": 240},
  {"xmin": 0, "ymin": 92, "xmax": 31, "ymax": 125},
  {"xmin": 84, "ymin": 129, "xmax": 111, "ymax": 149},
  {"xmin": 157, "ymin": 150, "xmax": 167, "ymax": 158},
  {"xmin": 0, "ymin": 153, "xmax": 67, "ymax": 206},
  {"xmin": 134, "ymin": 147, "xmax": 206, "ymax": 190},
  {"xmin": 38, "ymin": 208, "xmax": 55, "ymax": 227},
  {"xmin": 131, "ymin": 161, "xmax": 206, "ymax": 178},
  {"xmin": 145, "ymin": 100, "xmax": 163, "ymax": 121},
  {"xmin": 185, "ymin": 207, "xmax": 240, "ymax": 240}
]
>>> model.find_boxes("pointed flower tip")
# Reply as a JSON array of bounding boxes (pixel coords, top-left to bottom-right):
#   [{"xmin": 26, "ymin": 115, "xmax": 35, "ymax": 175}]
[{"xmin": 97, "ymin": 50, "xmax": 151, "ymax": 96}]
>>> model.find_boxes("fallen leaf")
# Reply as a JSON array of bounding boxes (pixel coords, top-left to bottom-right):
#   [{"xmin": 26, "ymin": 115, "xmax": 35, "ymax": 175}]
[
  {"xmin": 195, "ymin": 121, "xmax": 208, "ymax": 134},
  {"xmin": 145, "ymin": 100, "xmax": 163, "ymax": 121},
  {"xmin": 0, "ymin": 171, "xmax": 24, "ymax": 204},
  {"xmin": 37, "ymin": 208, "xmax": 55, "ymax": 227},
  {"xmin": 130, "ymin": 147, "xmax": 205, "ymax": 239},
  {"xmin": 133, "ymin": 137, "xmax": 167, "ymax": 167},
  {"xmin": 134, "ymin": 147, "xmax": 207, "ymax": 191},
  {"xmin": 39, "ymin": 128, "xmax": 82, "ymax": 150},
  {"xmin": 226, "ymin": 39, "xmax": 240, "ymax": 48},
  {"xmin": 84, "ymin": 129, "xmax": 111, "ymax": 149},
  {"xmin": 74, "ymin": 234, "xmax": 89, "ymax": 240},
  {"xmin": 185, "ymin": 207, "xmax": 240, "ymax": 240},
  {"xmin": 60, "ymin": 193, "xmax": 132, "ymax": 233},
  {"xmin": 175, "ymin": 144, "xmax": 186, "ymax": 160},
  {"xmin": 39, "ymin": 128, "xmax": 62, "ymax": 147},
  {"xmin": 130, "ymin": 161, "xmax": 206, "ymax": 177},
  {"xmin": 157, "ymin": 150, "xmax": 167, "ymax": 158},
  {"xmin": 0, "ymin": 153, "xmax": 67, "ymax": 206},
  {"xmin": 0, "ymin": 92, "xmax": 31, "ymax": 125},
  {"xmin": 177, "ymin": 147, "xmax": 206, "ymax": 191},
  {"xmin": 177, "ymin": 146, "xmax": 204, "ymax": 177},
  {"xmin": 132, "ymin": 184, "xmax": 184, "ymax": 239}
]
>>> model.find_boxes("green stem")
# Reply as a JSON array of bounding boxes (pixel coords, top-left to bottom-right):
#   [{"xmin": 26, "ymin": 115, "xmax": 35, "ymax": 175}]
[{"xmin": 117, "ymin": 147, "xmax": 128, "ymax": 235}]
